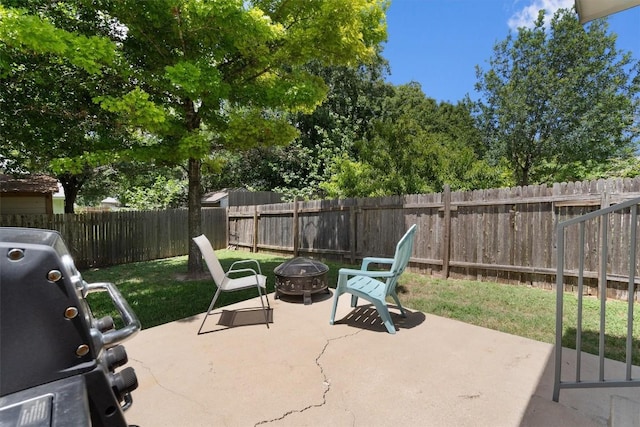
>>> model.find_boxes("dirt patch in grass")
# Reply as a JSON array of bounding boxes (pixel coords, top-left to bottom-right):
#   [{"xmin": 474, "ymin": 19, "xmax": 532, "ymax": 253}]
[{"xmin": 173, "ymin": 272, "xmax": 210, "ymax": 281}]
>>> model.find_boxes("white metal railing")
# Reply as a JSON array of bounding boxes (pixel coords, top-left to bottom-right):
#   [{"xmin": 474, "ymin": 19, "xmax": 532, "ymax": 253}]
[{"xmin": 553, "ymin": 196, "xmax": 640, "ymax": 401}]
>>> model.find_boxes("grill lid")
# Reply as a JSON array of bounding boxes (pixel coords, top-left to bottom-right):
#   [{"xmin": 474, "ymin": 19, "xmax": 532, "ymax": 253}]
[{"xmin": 274, "ymin": 257, "xmax": 328, "ymax": 277}]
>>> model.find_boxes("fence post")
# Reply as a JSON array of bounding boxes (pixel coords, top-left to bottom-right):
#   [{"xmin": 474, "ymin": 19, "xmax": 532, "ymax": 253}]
[
  {"xmin": 253, "ymin": 206, "xmax": 259, "ymax": 253},
  {"xmin": 349, "ymin": 205, "xmax": 356, "ymax": 264},
  {"xmin": 225, "ymin": 207, "xmax": 229, "ymax": 247},
  {"xmin": 293, "ymin": 197, "xmax": 299, "ymax": 257},
  {"xmin": 442, "ymin": 185, "xmax": 451, "ymax": 278}
]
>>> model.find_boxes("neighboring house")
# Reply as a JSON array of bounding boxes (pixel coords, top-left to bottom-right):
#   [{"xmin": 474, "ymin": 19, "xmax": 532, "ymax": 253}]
[
  {"xmin": 0, "ymin": 174, "xmax": 59, "ymax": 215},
  {"xmin": 202, "ymin": 188, "xmax": 284, "ymax": 208},
  {"xmin": 52, "ymin": 183, "xmax": 65, "ymax": 214},
  {"xmin": 100, "ymin": 197, "xmax": 121, "ymax": 211}
]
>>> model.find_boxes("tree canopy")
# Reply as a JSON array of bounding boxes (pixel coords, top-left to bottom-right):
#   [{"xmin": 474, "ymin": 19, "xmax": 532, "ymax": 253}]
[
  {"xmin": 2, "ymin": 0, "xmax": 389, "ymax": 272},
  {"xmin": 0, "ymin": 4, "xmax": 114, "ymax": 75},
  {"xmin": 474, "ymin": 8, "xmax": 640, "ymax": 186},
  {"xmin": 0, "ymin": 2, "xmax": 122, "ymax": 211},
  {"xmin": 4, "ymin": 1, "xmax": 640, "ymax": 254},
  {"xmin": 203, "ymin": 57, "xmax": 394, "ymax": 199},
  {"xmin": 83, "ymin": 0, "xmax": 388, "ymax": 272},
  {"xmin": 322, "ymin": 82, "xmax": 507, "ymax": 197}
]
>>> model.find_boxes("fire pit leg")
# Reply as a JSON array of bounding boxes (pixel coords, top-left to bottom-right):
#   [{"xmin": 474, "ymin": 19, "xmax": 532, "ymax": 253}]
[{"xmin": 303, "ymin": 290, "xmax": 312, "ymax": 305}]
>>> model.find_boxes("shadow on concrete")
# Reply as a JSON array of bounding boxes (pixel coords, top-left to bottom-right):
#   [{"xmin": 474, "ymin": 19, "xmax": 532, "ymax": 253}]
[
  {"xmin": 517, "ymin": 326, "xmax": 640, "ymax": 426},
  {"xmin": 331, "ymin": 304, "xmax": 426, "ymax": 333},
  {"xmin": 197, "ymin": 307, "xmax": 273, "ymax": 334},
  {"xmin": 275, "ymin": 289, "xmax": 333, "ymax": 305}
]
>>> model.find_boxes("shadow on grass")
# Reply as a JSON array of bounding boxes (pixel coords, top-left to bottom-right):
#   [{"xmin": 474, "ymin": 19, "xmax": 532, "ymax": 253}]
[{"xmin": 562, "ymin": 327, "xmax": 640, "ymax": 367}]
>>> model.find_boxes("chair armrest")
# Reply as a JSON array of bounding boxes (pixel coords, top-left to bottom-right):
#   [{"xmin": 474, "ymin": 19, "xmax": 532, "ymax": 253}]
[
  {"xmin": 229, "ymin": 259, "xmax": 262, "ymax": 275},
  {"xmin": 336, "ymin": 267, "xmax": 393, "ymax": 291},
  {"xmin": 226, "ymin": 267, "xmax": 260, "ymax": 278},
  {"xmin": 338, "ymin": 267, "xmax": 394, "ymax": 279},
  {"xmin": 361, "ymin": 257, "xmax": 394, "ymax": 270}
]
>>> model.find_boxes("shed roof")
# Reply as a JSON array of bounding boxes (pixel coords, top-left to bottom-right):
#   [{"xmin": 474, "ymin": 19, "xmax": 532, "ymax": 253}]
[
  {"xmin": 0, "ymin": 174, "xmax": 59, "ymax": 194},
  {"xmin": 201, "ymin": 188, "xmax": 247, "ymax": 204}
]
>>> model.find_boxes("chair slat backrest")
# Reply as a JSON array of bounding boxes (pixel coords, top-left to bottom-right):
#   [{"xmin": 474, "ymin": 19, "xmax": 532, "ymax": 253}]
[
  {"xmin": 386, "ymin": 224, "xmax": 417, "ymax": 295},
  {"xmin": 193, "ymin": 235, "xmax": 226, "ymax": 287}
]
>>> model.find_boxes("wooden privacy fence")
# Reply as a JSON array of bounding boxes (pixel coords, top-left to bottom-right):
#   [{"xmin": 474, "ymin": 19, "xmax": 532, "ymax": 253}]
[
  {"xmin": 2, "ymin": 176, "xmax": 639, "ymax": 296},
  {"xmin": 0, "ymin": 208, "xmax": 227, "ymax": 269},
  {"xmin": 229, "ymin": 177, "xmax": 640, "ymax": 298}
]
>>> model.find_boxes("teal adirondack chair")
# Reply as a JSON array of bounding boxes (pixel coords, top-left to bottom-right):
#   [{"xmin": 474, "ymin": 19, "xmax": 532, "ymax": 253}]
[{"xmin": 329, "ymin": 224, "xmax": 417, "ymax": 334}]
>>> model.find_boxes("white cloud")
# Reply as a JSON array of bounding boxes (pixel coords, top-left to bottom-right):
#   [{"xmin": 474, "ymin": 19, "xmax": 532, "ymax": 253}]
[{"xmin": 508, "ymin": 0, "xmax": 575, "ymax": 30}]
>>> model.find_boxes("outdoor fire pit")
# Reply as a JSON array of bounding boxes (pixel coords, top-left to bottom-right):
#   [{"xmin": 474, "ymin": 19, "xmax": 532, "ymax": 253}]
[{"xmin": 274, "ymin": 257, "xmax": 330, "ymax": 305}]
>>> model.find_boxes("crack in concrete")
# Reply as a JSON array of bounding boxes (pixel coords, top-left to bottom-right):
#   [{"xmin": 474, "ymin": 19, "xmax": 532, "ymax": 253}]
[
  {"xmin": 254, "ymin": 330, "xmax": 363, "ymax": 426},
  {"xmin": 458, "ymin": 393, "xmax": 482, "ymax": 400},
  {"xmin": 130, "ymin": 357, "xmax": 211, "ymax": 413}
]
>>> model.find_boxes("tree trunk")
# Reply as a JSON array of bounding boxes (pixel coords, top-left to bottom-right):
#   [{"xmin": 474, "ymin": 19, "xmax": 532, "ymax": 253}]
[
  {"xmin": 58, "ymin": 173, "xmax": 83, "ymax": 214},
  {"xmin": 187, "ymin": 157, "xmax": 203, "ymax": 274}
]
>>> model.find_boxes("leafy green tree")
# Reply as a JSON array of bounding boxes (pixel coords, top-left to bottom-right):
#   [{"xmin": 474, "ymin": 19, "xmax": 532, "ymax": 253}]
[
  {"xmin": 559, "ymin": 155, "xmax": 640, "ymax": 182},
  {"xmin": 201, "ymin": 57, "xmax": 393, "ymax": 200},
  {"xmin": 362, "ymin": 111, "xmax": 438, "ymax": 195},
  {"xmin": 0, "ymin": 4, "xmax": 114, "ymax": 75},
  {"xmin": 320, "ymin": 154, "xmax": 381, "ymax": 198},
  {"xmin": 325, "ymin": 82, "xmax": 504, "ymax": 198},
  {"xmin": 120, "ymin": 176, "xmax": 187, "ymax": 211},
  {"xmin": 77, "ymin": 162, "xmax": 188, "ymax": 210},
  {"xmin": 0, "ymin": 2, "xmax": 127, "ymax": 212},
  {"xmin": 88, "ymin": 0, "xmax": 388, "ymax": 272},
  {"xmin": 474, "ymin": 8, "xmax": 640, "ymax": 186},
  {"xmin": 272, "ymin": 59, "xmax": 393, "ymax": 199}
]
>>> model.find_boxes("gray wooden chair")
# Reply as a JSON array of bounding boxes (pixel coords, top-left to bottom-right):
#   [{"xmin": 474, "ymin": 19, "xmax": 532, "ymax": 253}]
[{"xmin": 329, "ymin": 224, "xmax": 417, "ymax": 334}]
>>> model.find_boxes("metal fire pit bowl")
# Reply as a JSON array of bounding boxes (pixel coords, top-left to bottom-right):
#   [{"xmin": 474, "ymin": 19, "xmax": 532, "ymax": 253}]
[{"xmin": 274, "ymin": 257, "xmax": 330, "ymax": 305}]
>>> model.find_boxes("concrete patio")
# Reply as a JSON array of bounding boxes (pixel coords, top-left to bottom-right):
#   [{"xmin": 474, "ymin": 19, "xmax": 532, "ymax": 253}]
[{"xmin": 124, "ymin": 291, "xmax": 640, "ymax": 426}]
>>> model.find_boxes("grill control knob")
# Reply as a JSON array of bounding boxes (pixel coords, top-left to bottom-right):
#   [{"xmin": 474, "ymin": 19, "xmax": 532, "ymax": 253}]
[
  {"xmin": 95, "ymin": 316, "xmax": 115, "ymax": 332},
  {"xmin": 110, "ymin": 367, "xmax": 138, "ymax": 401},
  {"xmin": 104, "ymin": 345, "xmax": 128, "ymax": 370}
]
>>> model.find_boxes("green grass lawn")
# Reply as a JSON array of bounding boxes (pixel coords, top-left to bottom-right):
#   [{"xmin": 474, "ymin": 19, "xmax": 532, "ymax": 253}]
[
  {"xmin": 81, "ymin": 250, "xmax": 640, "ymax": 365},
  {"xmin": 398, "ymin": 272, "xmax": 640, "ymax": 364}
]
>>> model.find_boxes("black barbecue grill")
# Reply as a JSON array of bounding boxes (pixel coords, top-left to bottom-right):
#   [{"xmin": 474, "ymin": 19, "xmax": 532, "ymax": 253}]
[{"xmin": 0, "ymin": 227, "xmax": 141, "ymax": 427}]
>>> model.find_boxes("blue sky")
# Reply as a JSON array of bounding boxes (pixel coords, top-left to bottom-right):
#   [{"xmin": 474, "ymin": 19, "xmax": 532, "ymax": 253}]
[{"xmin": 382, "ymin": 0, "xmax": 640, "ymax": 104}]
